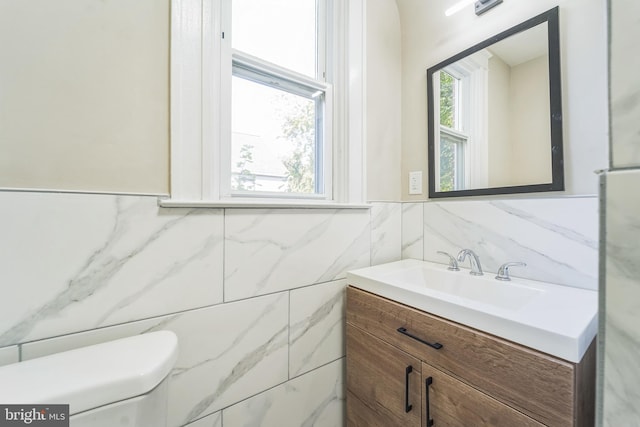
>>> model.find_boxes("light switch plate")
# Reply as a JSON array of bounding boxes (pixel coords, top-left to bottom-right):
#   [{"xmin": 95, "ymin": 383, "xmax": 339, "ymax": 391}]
[{"xmin": 409, "ymin": 171, "xmax": 422, "ymax": 195}]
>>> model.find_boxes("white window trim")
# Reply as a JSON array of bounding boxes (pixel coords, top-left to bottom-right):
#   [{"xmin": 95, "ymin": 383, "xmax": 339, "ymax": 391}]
[
  {"xmin": 433, "ymin": 50, "xmax": 491, "ymax": 191},
  {"xmin": 164, "ymin": 0, "xmax": 367, "ymax": 208},
  {"xmin": 433, "ymin": 71, "xmax": 470, "ymax": 191}
]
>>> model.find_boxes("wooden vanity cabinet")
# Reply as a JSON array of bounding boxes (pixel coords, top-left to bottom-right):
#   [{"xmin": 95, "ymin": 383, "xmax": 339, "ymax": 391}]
[
  {"xmin": 346, "ymin": 286, "xmax": 596, "ymax": 427},
  {"xmin": 421, "ymin": 362, "xmax": 544, "ymax": 426},
  {"xmin": 347, "ymin": 325, "xmax": 421, "ymax": 426}
]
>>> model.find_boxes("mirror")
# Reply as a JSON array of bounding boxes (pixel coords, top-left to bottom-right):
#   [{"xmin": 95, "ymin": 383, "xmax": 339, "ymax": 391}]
[{"xmin": 427, "ymin": 7, "xmax": 563, "ymax": 198}]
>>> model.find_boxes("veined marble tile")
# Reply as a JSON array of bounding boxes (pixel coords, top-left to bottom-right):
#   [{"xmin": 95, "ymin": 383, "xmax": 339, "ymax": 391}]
[
  {"xmin": 401, "ymin": 203, "xmax": 424, "ymax": 260},
  {"xmin": 224, "ymin": 209, "xmax": 370, "ymax": 301},
  {"xmin": 20, "ymin": 316, "xmax": 165, "ymax": 360},
  {"xmin": 183, "ymin": 412, "xmax": 221, "ymax": 427},
  {"xmin": 223, "ymin": 358, "xmax": 345, "ymax": 427},
  {"xmin": 370, "ymin": 203, "xmax": 401, "ymax": 265},
  {"xmin": 0, "ymin": 191, "xmax": 224, "ymax": 346},
  {"xmin": 0, "ymin": 345, "xmax": 18, "ymax": 367},
  {"xmin": 165, "ymin": 292, "xmax": 289, "ymax": 426},
  {"xmin": 423, "ymin": 198, "xmax": 598, "ymax": 289},
  {"xmin": 19, "ymin": 292, "xmax": 288, "ymax": 427},
  {"xmin": 603, "ymin": 170, "xmax": 640, "ymax": 426},
  {"xmin": 289, "ymin": 280, "xmax": 345, "ymax": 377},
  {"xmin": 610, "ymin": 0, "xmax": 640, "ymax": 168}
]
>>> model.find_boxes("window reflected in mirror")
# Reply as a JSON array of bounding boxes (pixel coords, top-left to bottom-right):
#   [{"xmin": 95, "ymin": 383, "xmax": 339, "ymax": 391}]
[{"xmin": 439, "ymin": 71, "xmax": 466, "ymax": 191}]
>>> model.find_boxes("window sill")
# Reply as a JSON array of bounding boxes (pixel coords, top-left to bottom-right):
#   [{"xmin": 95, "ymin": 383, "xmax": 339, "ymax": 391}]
[{"xmin": 158, "ymin": 198, "xmax": 371, "ymax": 210}]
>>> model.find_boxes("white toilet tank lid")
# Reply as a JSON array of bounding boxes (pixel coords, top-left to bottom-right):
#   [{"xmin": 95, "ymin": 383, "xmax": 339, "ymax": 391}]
[{"xmin": 0, "ymin": 331, "xmax": 178, "ymax": 415}]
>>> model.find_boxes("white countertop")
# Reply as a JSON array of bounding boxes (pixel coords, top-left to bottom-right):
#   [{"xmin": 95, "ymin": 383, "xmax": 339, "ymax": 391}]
[{"xmin": 347, "ymin": 259, "xmax": 598, "ymax": 363}]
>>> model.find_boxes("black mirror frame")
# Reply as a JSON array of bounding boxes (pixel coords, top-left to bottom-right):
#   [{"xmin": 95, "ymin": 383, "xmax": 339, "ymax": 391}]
[{"xmin": 427, "ymin": 7, "xmax": 564, "ymax": 198}]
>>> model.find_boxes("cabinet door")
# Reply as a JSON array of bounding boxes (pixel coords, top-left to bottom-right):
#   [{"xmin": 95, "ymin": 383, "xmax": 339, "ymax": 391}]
[
  {"xmin": 421, "ymin": 362, "xmax": 544, "ymax": 427},
  {"xmin": 347, "ymin": 324, "xmax": 422, "ymax": 427}
]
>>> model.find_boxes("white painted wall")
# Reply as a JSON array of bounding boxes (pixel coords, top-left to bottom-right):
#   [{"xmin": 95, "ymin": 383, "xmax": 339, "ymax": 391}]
[
  {"xmin": 487, "ymin": 55, "xmax": 512, "ymax": 187},
  {"xmin": 0, "ymin": 0, "xmax": 401, "ymax": 202},
  {"xmin": 398, "ymin": 0, "xmax": 608, "ymax": 199},
  {"xmin": 509, "ymin": 55, "xmax": 552, "ymax": 186},
  {"xmin": 366, "ymin": 0, "xmax": 402, "ymax": 201},
  {"xmin": 0, "ymin": 0, "xmax": 607, "ymax": 202},
  {"xmin": 0, "ymin": 0, "xmax": 170, "ymax": 194}
]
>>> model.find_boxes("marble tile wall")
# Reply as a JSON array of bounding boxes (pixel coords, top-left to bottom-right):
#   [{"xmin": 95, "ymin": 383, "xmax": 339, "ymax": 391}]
[
  {"xmin": 609, "ymin": 0, "xmax": 640, "ymax": 168},
  {"xmin": 224, "ymin": 209, "xmax": 370, "ymax": 301},
  {"xmin": 401, "ymin": 202, "xmax": 424, "ymax": 260},
  {"xmin": 601, "ymin": 171, "xmax": 640, "ymax": 426},
  {"xmin": 222, "ymin": 358, "xmax": 344, "ymax": 427},
  {"xmin": 0, "ymin": 345, "xmax": 18, "ymax": 366},
  {"xmin": 0, "ymin": 190, "xmax": 601, "ymax": 426},
  {"xmin": 0, "ymin": 192, "xmax": 225, "ymax": 345},
  {"xmin": 370, "ymin": 202, "xmax": 402, "ymax": 265},
  {"xmin": 600, "ymin": 1, "xmax": 640, "ymax": 425},
  {"xmin": 0, "ymin": 190, "xmax": 385, "ymax": 426},
  {"xmin": 289, "ymin": 280, "xmax": 346, "ymax": 378},
  {"xmin": 17, "ymin": 287, "xmax": 290, "ymax": 426},
  {"xmin": 185, "ymin": 412, "xmax": 222, "ymax": 427}
]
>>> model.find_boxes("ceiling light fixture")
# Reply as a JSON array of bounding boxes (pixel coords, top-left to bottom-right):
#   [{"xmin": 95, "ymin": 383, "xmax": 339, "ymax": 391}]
[
  {"xmin": 444, "ymin": 0, "xmax": 474, "ymax": 17},
  {"xmin": 475, "ymin": 0, "xmax": 503, "ymax": 16}
]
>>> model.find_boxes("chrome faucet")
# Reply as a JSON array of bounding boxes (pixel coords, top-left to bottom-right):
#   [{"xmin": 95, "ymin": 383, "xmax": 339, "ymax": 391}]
[
  {"xmin": 495, "ymin": 262, "xmax": 526, "ymax": 281},
  {"xmin": 437, "ymin": 251, "xmax": 460, "ymax": 271},
  {"xmin": 457, "ymin": 249, "xmax": 483, "ymax": 276}
]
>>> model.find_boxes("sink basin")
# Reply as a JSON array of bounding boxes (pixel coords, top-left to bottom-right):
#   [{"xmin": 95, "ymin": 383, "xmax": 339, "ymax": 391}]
[
  {"xmin": 386, "ymin": 266, "xmax": 543, "ymax": 310},
  {"xmin": 347, "ymin": 259, "xmax": 598, "ymax": 363}
]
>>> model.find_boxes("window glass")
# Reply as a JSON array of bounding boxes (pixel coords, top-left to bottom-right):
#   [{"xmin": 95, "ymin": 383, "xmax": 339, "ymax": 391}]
[
  {"xmin": 231, "ymin": 76, "xmax": 320, "ymax": 194},
  {"xmin": 232, "ymin": 0, "xmax": 317, "ymax": 78},
  {"xmin": 230, "ymin": 0, "xmax": 325, "ymax": 198},
  {"xmin": 439, "ymin": 71, "xmax": 458, "ymax": 129},
  {"xmin": 439, "ymin": 71, "xmax": 467, "ymax": 191},
  {"xmin": 439, "ymin": 130, "xmax": 466, "ymax": 191}
]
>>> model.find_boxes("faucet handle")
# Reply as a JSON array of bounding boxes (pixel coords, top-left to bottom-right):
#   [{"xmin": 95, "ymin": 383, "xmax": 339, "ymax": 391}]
[
  {"xmin": 495, "ymin": 262, "xmax": 527, "ymax": 281},
  {"xmin": 437, "ymin": 251, "xmax": 460, "ymax": 271}
]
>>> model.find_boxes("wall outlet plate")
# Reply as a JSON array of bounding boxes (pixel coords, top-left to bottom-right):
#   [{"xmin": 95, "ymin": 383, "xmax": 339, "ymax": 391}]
[{"xmin": 409, "ymin": 171, "xmax": 422, "ymax": 195}]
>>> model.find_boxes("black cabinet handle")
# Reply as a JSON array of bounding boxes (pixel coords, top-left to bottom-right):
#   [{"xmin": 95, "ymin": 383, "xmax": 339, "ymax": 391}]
[
  {"xmin": 425, "ymin": 376, "xmax": 434, "ymax": 427},
  {"xmin": 397, "ymin": 327, "xmax": 443, "ymax": 350},
  {"xmin": 404, "ymin": 365, "xmax": 413, "ymax": 413}
]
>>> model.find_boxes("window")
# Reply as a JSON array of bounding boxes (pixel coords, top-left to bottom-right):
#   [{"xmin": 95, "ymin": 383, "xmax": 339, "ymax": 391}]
[
  {"xmin": 434, "ymin": 51, "xmax": 490, "ymax": 192},
  {"xmin": 168, "ymin": 0, "xmax": 365, "ymax": 207},
  {"xmin": 229, "ymin": 55, "xmax": 330, "ymax": 198},
  {"xmin": 228, "ymin": 0, "xmax": 329, "ymax": 198},
  {"xmin": 438, "ymin": 71, "xmax": 468, "ymax": 191}
]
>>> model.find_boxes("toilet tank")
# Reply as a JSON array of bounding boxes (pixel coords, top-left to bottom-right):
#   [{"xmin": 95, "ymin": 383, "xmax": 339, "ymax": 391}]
[{"xmin": 0, "ymin": 331, "xmax": 178, "ymax": 426}]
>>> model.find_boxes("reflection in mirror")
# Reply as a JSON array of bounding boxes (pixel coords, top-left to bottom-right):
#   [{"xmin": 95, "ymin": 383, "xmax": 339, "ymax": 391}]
[{"xmin": 428, "ymin": 7, "xmax": 563, "ymax": 198}]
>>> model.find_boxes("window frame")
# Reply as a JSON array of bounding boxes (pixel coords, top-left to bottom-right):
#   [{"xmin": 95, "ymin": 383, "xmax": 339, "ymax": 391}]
[
  {"xmin": 439, "ymin": 126, "xmax": 467, "ymax": 190},
  {"xmin": 435, "ymin": 69, "xmax": 469, "ymax": 191},
  {"xmin": 432, "ymin": 51, "xmax": 491, "ymax": 192},
  {"xmin": 165, "ymin": 0, "xmax": 366, "ymax": 208},
  {"xmin": 224, "ymin": 50, "xmax": 333, "ymax": 200}
]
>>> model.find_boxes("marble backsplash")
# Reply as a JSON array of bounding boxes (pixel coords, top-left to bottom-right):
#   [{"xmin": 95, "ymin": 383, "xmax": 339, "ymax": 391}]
[
  {"xmin": 0, "ymin": 191, "xmax": 598, "ymax": 426},
  {"xmin": 402, "ymin": 197, "xmax": 599, "ymax": 291}
]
